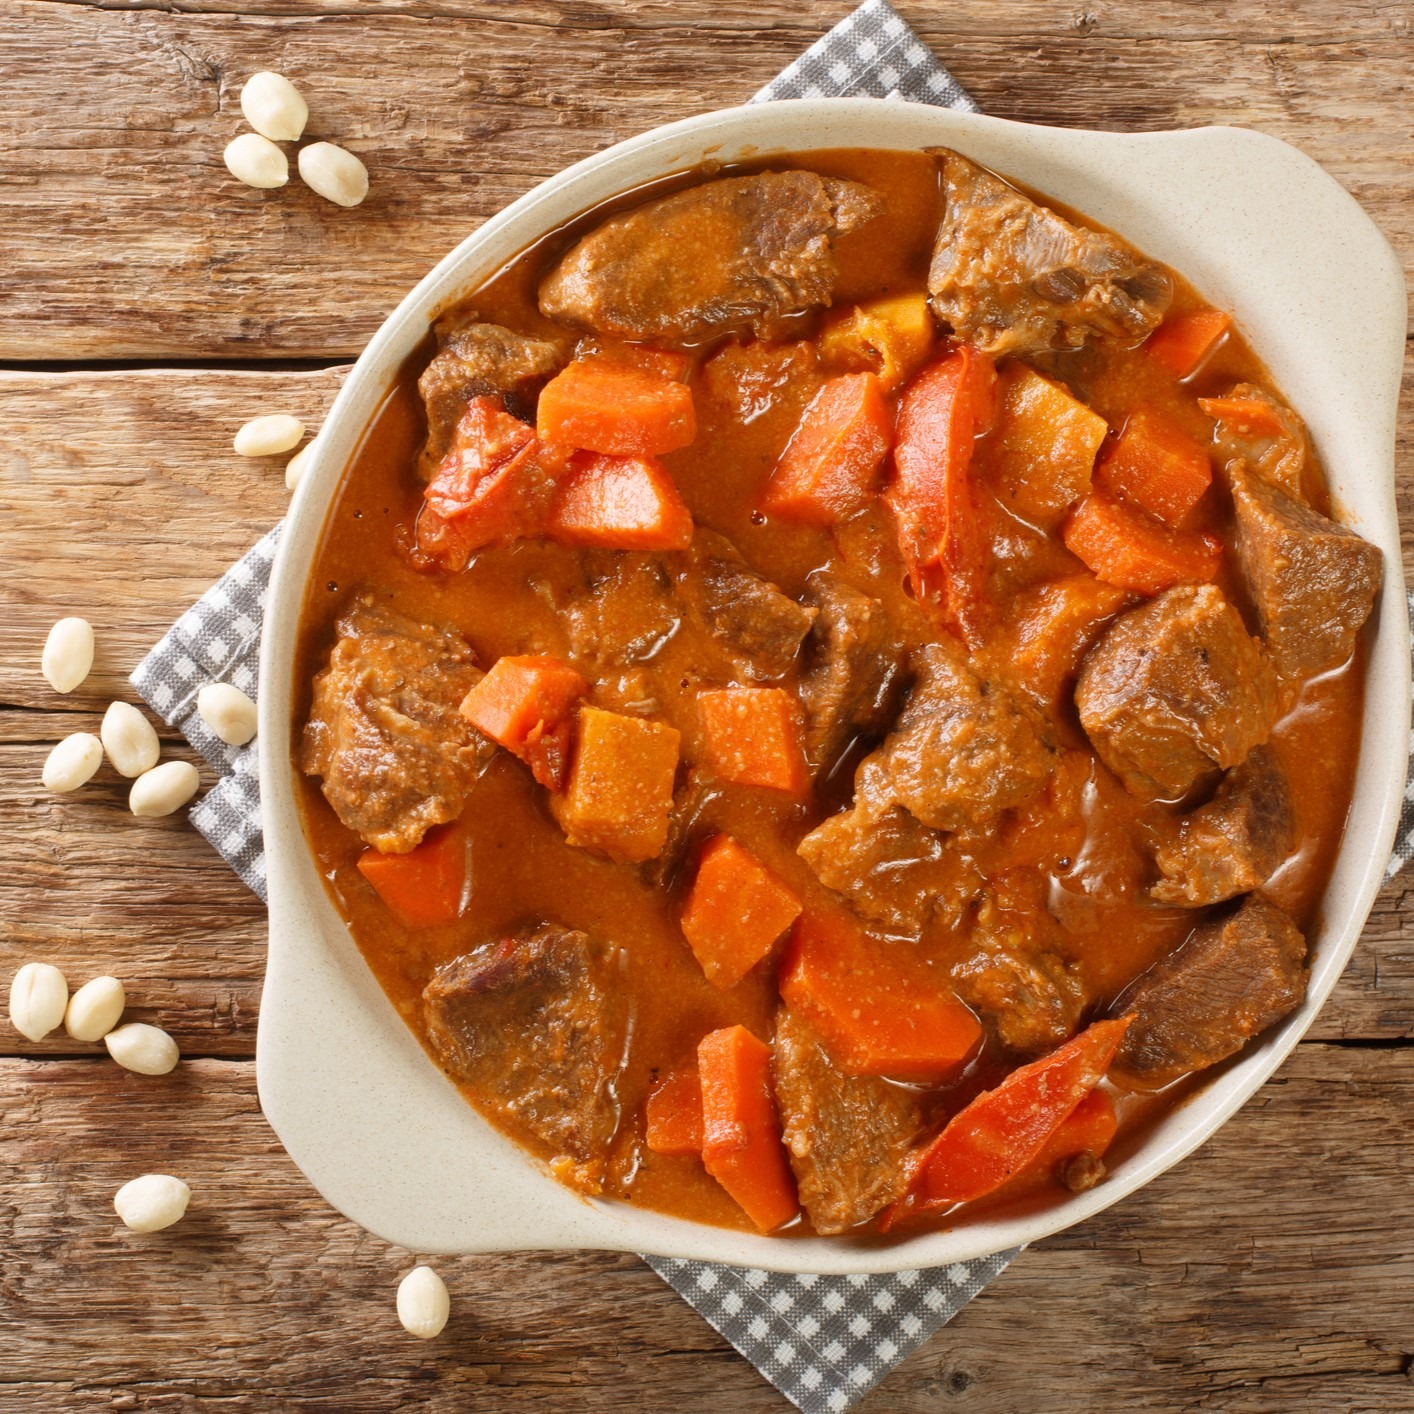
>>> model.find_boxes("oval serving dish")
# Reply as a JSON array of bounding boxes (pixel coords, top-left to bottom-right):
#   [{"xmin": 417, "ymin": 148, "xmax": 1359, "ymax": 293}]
[{"xmin": 257, "ymin": 98, "xmax": 1408, "ymax": 1275}]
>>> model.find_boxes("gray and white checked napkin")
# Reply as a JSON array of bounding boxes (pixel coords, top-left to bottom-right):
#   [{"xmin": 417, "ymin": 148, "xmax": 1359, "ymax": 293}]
[{"xmin": 129, "ymin": 3, "xmax": 1403, "ymax": 1409}]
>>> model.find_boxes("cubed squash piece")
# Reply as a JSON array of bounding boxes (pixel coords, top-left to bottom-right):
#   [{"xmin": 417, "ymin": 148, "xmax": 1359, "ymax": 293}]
[
  {"xmin": 818, "ymin": 293, "xmax": 936, "ymax": 390},
  {"xmin": 550, "ymin": 705, "xmax": 680, "ymax": 862},
  {"xmin": 680, "ymin": 835, "xmax": 803, "ymax": 989},
  {"xmin": 696, "ymin": 687, "xmax": 808, "ymax": 795},
  {"xmin": 985, "ymin": 366, "xmax": 1108, "ymax": 526}
]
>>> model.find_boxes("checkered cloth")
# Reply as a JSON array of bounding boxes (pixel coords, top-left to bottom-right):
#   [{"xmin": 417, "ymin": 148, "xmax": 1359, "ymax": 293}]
[{"xmin": 130, "ymin": 3, "xmax": 1070, "ymax": 1408}]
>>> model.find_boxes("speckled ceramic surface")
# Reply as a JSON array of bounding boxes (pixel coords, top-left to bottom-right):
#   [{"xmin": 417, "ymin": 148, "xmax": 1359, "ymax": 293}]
[{"xmin": 256, "ymin": 99, "xmax": 1409, "ymax": 1275}]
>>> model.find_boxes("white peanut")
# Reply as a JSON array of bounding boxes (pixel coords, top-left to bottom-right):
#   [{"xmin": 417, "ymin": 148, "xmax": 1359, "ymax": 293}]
[
  {"xmin": 234, "ymin": 414, "xmax": 305, "ymax": 458},
  {"xmin": 9, "ymin": 963, "xmax": 69, "ymax": 1042},
  {"xmin": 197, "ymin": 683, "xmax": 258, "ymax": 746},
  {"xmin": 239, "ymin": 70, "xmax": 308, "ymax": 143},
  {"xmin": 298, "ymin": 142, "xmax": 368, "ymax": 207},
  {"xmin": 129, "ymin": 761, "xmax": 200, "ymax": 818},
  {"xmin": 105, "ymin": 1022, "xmax": 180, "ymax": 1075},
  {"xmin": 224, "ymin": 132, "xmax": 289, "ymax": 190},
  {"xmin": 43, "ymin": 733, "xmax": 104, "ymax": 792},
  {"xmin": 396, "ymin": 1266, "xmax": 450, "ymax": 1339},
  {"xmin": 65, "ymin": 976, "xmax": 126, "ymax": 1043},
  {"xmin": 42, "ymin": 617, "xmax": 95, "ymax": 693},
  {"xmin": 284, "ymin": 441, "xmax": 314, "ymax": 491},
  {"xmin": 114, "ymin": 1174, "xmax": 191, "ymax": 1233},
  {"xmin": 102, "ymin": 701, "xmax": 160, "ymax": 778}
]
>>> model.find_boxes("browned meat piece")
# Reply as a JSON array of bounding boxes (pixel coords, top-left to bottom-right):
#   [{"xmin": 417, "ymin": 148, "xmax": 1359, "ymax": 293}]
[
  {"xmin": 672, "ymin": 529, "xmax": 816, "ymax": 680},
  {"xmin": 928, "ymin": 149, "xmax": 1172, "ymax": 358},
  {"xmin": 1229, "ymin": 461, "xmax": 1382, "ymax": 680},
  {"xmin": 857, "ymin": 642, "xmax": 1057, "ymax": 832},
  {"xmin": 560, "ymin": 551, "xmax": 682, "ymax": 675},
  {"xmin": 701, "ymin": 339, "xmax": 823, "ymax": 430},
  {"xmin": 416, "ymin": 315, "xmax": 564, "ymax": 478},
  {"xmin": 1114, "ymin": 895, "xmax": 1308, "ymax": 1088},
  {"xmin": 1203, "ymin": 384, "xmax": 1309, "ymax": 502},
  {"xmin": 772, "ymin": 1007, "xmax": 923, "ymax": 1234},
  {"xmin": 797, "ymin": 576, "xmax": 904, "ymax": 774},
  {"xmin": 422, "ymin": 923, "xmax": 626, "ymax": 1192},
  {"xmin": 1151, "ymin": 746, "xmax": 1296, "ymax": 906},
  {"xmin": 642, "ymin": 767, "xmax": 720, "ymax": 889},
  {"xmin": 797, "ymin": 802, "xmax": 973, "ymax": 937},
  {"xmin": 301, "ymin": 598, "xmax": 493, "ymax": 853},
  {"xmin": 1075, "ymin": 584, "xmax": 1279, "ymax": 799},
  {"xmin": 951, "ymin": 886, "xmax": 1084, "ymax": 1054},
  {"xmin": 539, "ymin": 171, "xmax": 881, "ymax": 342}
]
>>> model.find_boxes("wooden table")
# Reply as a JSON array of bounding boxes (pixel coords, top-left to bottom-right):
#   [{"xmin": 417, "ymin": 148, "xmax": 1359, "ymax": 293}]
[{"xmin": 2, "ymin": 2, "xmax": 1411, "ymax": 1408}]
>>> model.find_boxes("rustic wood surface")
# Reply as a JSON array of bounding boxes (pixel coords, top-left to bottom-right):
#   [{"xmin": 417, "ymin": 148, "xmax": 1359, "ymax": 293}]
[{"xmin": 1, "ymin": 1, "xmax": 1410, "ymax": 1409}]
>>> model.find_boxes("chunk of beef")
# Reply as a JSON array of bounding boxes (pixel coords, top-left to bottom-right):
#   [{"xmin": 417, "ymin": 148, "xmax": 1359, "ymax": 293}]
[
  {"xmin": 301, "ymin": 598, "xmax": 492, "ymax": 853},
  {"xmin": 797, "ymin": 577, "xmax": 903, "ymax": 773},
  {"xmin": 560, "ymin": 550, "xmax": 682, "ymax": 675},
  {"xmin": 701, "ymin": 339, "xmax": 824, "ymax": 429},
  {"xmin": 1202, "ymin": 384, "xmax": 1309, "ymax": 502},
  {"xmin": 857, "ymin": 642, "xmax": 1057, "ymax": 832},
  {"xmin": 928, "ymin": 149, "xmax": 1172, "ymax": 358},
  {"xmin": 539, "ymin": 171, "xmax": 881, "ymax": 342},
  {"xmin": 1114, "ymin": 895, "xmax": 1308, "ymax": 1088},
  {"xmin": 797, "ymin": 802, "xmax": 972, "ymax": 937},
  {"xmin": 672, "ymin": 529, "xmax": 816, "ymax": 680},
  {"xmin": 1151, "ymin": 746, "xmax": 1295, "ymax": 906},
  {"xmin": 1229, "ymin": 461, "xmax": 1382, "ymax": 680},
  {"xmin": 1075, "ymin": 584, "xmax": 1279, "ymax": 799},
  {"xmin": 642, "ymin": 767, "xmax": 720, "ymax": 889},
  {"xmin": 417, "ymin": 316, "xmax": 564, "ymax": 479},
  {"xmin": 772, "ymin": 1007, "xmax": 923, "ymax": 1235},
  {"xmin": 422, "ymin": 923, "xmax": 626, "ymax": 1192}
]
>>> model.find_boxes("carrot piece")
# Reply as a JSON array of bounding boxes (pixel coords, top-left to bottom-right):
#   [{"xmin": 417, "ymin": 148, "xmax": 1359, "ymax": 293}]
[
  {"xmin": 1145, "ymin": 308, "xmax": 1232, "ymax": 379},
  {"xmin": 779, "ymin": 911, "xmax": 983, "ymax": 1081},
  {"xmin": 1198, "ymin": 391, "xmax": 1289, "ymax": 440},
  {"xmin": 695, "ymin": 687, "xmax": 808, "ymax": 795},
  {"xmin": 546, "ymin": 451, "xmax": 694, "ymax": 551},
  {"xmin": 537, "ymin": 359, "xmax": 697, "ymax": 456},
  {"xmin": 885, "ymin": 348, "xmax": 998, "ymax": 648},
  {"xmin": 680, "ymin": 835, "xmax": 803, "ymax": 989},
  {"xmin": 356, "ymin": 823, "xmax": 468, "ymax": 928},
  {"xmin": 459, "ymin": 655, "xmax": 588, "ymax": 791},
  {"xmin": 759, "ymin": 373, "xmax": 895, "ymax": 525},
  {"xmin": 580, "ymin": 338, "xmax": 692, "ymax": 383},
  {"xmin": 1000, "ymin": 573, "xmax": 1133, "ymax": 708},
  {"xmin": 882, "ymin": 1016, "xmax": 1132, "ymax": 1229},
  {"xmin": 645, "ymin": 1068, "xmax": 705, "ymax": 1157},
  {"xmin": 1062, "ymin": 490, "xmax": 1221, "ymax": 596},
  {"xmin": 697, "ymin": 1025, "xmax": 798, "ymax": 1232},
  {"xmin": 1096, "ymin": 409, "xmax": 1212, "ymax": 526}
]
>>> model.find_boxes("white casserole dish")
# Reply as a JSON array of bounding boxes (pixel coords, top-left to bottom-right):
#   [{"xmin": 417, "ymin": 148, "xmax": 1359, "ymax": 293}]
[{"xmin": 257, "ymin": 98, "xmax": 1409, "ymax": 1275}]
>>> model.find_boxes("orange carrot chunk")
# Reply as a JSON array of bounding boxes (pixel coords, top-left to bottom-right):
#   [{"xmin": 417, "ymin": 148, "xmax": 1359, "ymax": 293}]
[
  {"xmin": 356, "ymin": 823, "xmax": 468, "ymax": 928},
  {"xmin": 885, "ymin": 347, "xmax": 998, "ymax": 648},
  {"xmin": 697, "ymin": 1025, "xmax": 798, "ymax": 1232},
  {"xmin": 1063, "ymin": 490, "xmax": 1221, "ymax": 596},
  {"xmin": 645, "ymin": 1068, "xmax": 705, "ymax": 1157},
  {"xmin": 1095, "ymin": 409, "xmax": 1212, "ymax": 526},
  {"xmin": 1198, "ymin": 391, "xmax": 1290, "ymax": 440},
  {"xmin": 1000, "ymin": 573, "xmax": 1133, "ymax": 709},
  {"xmin": 779, "ymin": 910, "xmax": 983, "ymax": 1081},
  {"xmin": 695, "ymin": 687, "xmax": 808, "ymax": 795},
  {"xmin": 680, "ymin": 835, "xmax": 803, "ymax": 989},
  {"xmin": 760, "ymin": 372, "xmax": 894, "ymax": 525},
  {"xmin": 459, "ymin": 655, "xmax": 588, "ymax": 791},
  {"xmin": 537, "ymin": 358, "xmax": 697, "ymax": 456},
  {"xmin": 581, "ymin": 339, "xmax": 692, "ymax": 383},
  {"xmin": 1144, "ymin": 308, "xmax": 1232, "ymax": 379},
  {"xmin": 546, "ymin": 451, "xmax": 694, "ymax": 551}
]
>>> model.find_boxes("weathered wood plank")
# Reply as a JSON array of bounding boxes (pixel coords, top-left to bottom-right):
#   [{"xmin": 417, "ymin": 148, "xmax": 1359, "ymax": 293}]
[
  {"xmin": 0, "ymin": 1045, "xmax": 1408, "ymax": 1410},
  {"xmin": 2, "ymin": 0, "xmax": 1410, "ymax": 359}
]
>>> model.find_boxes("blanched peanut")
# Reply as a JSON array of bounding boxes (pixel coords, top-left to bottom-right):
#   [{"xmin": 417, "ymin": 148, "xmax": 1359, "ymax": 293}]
[
  {"xmin": 234, "ymin": 414, "xmax": 305, "ymax": 458},
  {"xmin": 298, "ymin": 142, "xmax": 369, "ymax": 207},
  {"xmin": 43, "ymin": 732, "xmax": 104, "ymax": 792},
  {"xmin": 224, "ymin": 132, "xmax": 289, "ymax": 190},
  {"xmin": 9, "ymin": 963, "xmax": 69, "ymax": 1042},
  {"xmin": 114, "ymin": 1174, "xmax": 191, "ymax": 1232},
  {"xmin": 197, "ymin": 683, "xmax": 258, "ymax": 746},
  {"xmin": 284, "ymin": 441, "xmax": 314, "ymax": 491},
  {"xmin": 396, "ymin": 1266, "xmax": 450, "ymax": 1339},
  {"xmin": 239, "ymin": 70, "xmax": 308, "ymax": 143},
  {"xmin": 101, "ymin": 701, "xmax": 160, "ymax": 778},
  {"xmin": 42, "ymin": 616, "xmax": 95, "ymax": 693},
  {"xmin": 105, "ymin": 1022, "xmax": 180, "ymax": 1075},
  {"xmin": 129, "ymin": 760, "xmax": 200, "ymax": 817},
  {"xmin": 65, "ymin": 976, "xmax": 126, "ymax": 1042}
]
